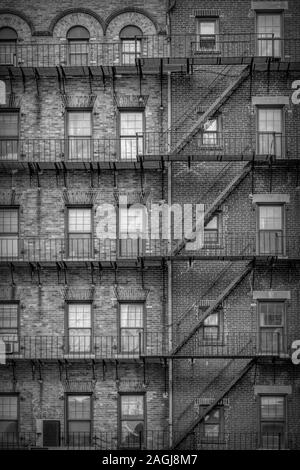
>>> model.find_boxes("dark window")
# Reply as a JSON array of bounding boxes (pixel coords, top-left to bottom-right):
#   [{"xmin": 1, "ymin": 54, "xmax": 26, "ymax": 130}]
[
  {"xmin": 0, "ymin": 27, "xmax": 18, "ymax": 66},
  {"xmin": 0, "ymin": 112, "xmax": 19, "ymax": 160},
  {"xmin": 258, "ymin": 301, "xmax": 285, "ymax": 354},
  {"xmin": 67, "ymin": 207, "xmax": 92, "ymax": 258},
  {"xmin": 0, "ymin": 395, "xmax": 18, "ymax": 446},
  {"xmin": 196, "ymin": 19, "xmax": 218, "ymax": 52},
  {"xmin": 67, "ymin": 303, "xmax": 92, "ymax": 354},
  {"xmin": 66, "ymin": 394, "xmax": 91, "ymax": 446},
  {"xmin": 119, "ymin": 394, "xmax": 144, "ymax": 448},
  {"xmin": 67, "ymin": 26, "xmax": 90, "ymax": 66},
  {"xmin": 67, "ymin": 111, "xmax": 92, "ymax": 161},
  {"xmin": 0, "ymin": 207, "xmax": 19, "ymax": 257},
  {"xmin": 257, "ymin": 108, "xmax": 283, "ymax": 158},
  {"xmin": 120, "ymin": 26, "xmax": 143, "ymax": 65},
  {"xmin": 260, "ymin": 395, "xmax": 286, "ymax": 449},
  {"xmin": 199, "ymin": 406, "xmax": 223, "ymax": 441},
  {"xmin": 257, "ymin": 13, "xmax": 282, "ymax": 57},
  {"xmin": 257, "ymin": 204, "xmax": 284, "ymax": 255},
  {"xmin": 119, "ymin": 111, "xmax": 144, "ymax": 160},
  {"xmin": 0, "ymin": 303, "xmax": 19, "ymax": 354},
  {"xmin": 119, "ymin": 303, "xmax": 144, "ymax": 354}
]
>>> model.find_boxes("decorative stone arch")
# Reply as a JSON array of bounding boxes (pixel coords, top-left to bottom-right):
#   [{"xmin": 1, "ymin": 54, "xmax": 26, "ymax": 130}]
[
  {"xmin": 50, "ymin": 9, "xmax": 105, "ymax": 39},
  {"xmin": 104, "ymin": 8, "xmax": 160, "ymax": 38},
  {"xmin": 0, "ymin": 9, "xmax": 33, "ymax": 40}
]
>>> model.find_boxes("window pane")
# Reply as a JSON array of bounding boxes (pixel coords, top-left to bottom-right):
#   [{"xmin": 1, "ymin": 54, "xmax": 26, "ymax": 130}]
[
  {"xmin": 0, "ymin": 209, "xmax": 18, "ymax": 233},
  {"xmin": 119, "ymin": 208, "xmax": 145, "ymax": 234},
  {"xmin": 0, "ymin": 421, "xmax": 17, "ymax": 433},
  {"xmin": 68, "ymin": 113, "xmax": 91, "ymax": 137},
  {"xmin": 205, "ymin": 216, "xmax": 218, "ymax": 231},
  {"xmin": 0, "ymin": 113, "xmax": 19, "ymax": 137},
  {"xmin": 68, "ymin": 304, "xmax": 91, "ymax": 328},
  {"xmin": 68, "ymin": 421, "xmax": 90, "ymax": 433},
  {"xmin": 204, "ymin": 312, "xmax": 218, "ymax": 326},
  {"xmin": 68, "ymin": 396, "xmax": 91, "ymax": 419},
  {"xmin": 0, "ymin": 396, "xmax": 18, "ymax": 419},
  {"xmin": 199, "ymin": 22, "xmax": 216, "ymax": 35},
  {"xmin": 120, "ymin": 304, "xmax": 143, "ymax": 328},
  {"xmin": 121, "ymin": 421, "xmax": 144, "ymax": 447},
  {"xmin": 68, "ymin": 209, "xmax": 91, "ymax": 232},
  {"xmin": 204, "ymin": 424, "xmax": 219, "ymax": 438},
  {"xmin": 120, "ymin": 113, "xmax": 143, "ymax": 135},
  {"xmin": 0, "ymin": 304, "xmax": 18, "ymax": 328},
  {"xmin": 121, "ymin": 395, "xmax": 144, "ymax": 419},
  {"xmin": 261, "ymin": 396, "xmax": 284, "ymax": 419},
  {"xmin": 259, "ymin": 206, "xmax": 282, "ymax": 230},
  {"xmin": 259, "ymin": 302, "xmax": 284, "ymax": 326},
  {"xmin": 258, "ymin": 109, "xmax": 282, "ymax": 133},
  {"xmin": 121, "ymin": 329, "xmax": 141, "ymax": 353}
]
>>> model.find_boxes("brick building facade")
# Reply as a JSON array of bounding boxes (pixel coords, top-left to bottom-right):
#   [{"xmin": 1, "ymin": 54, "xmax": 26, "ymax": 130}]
[{"xmin": 0, "ymin": 0, "xmax": 299, "ymax": 450}]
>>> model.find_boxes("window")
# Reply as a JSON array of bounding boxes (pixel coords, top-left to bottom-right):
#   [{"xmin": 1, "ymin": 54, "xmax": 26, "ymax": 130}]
[
  {"xmin": 199, "ymin": 407, "xmax": 223, "ymax": 441},
  {"xmin": 260, "ymin": 395, "xmax": 286, "ymax": 449},
  {"xmin": 119, "ymin": 111, "xmax": 144, "ymax": 160},
  {"xmin": 0, "ymin": 207, "xmax": 19, "ymax": 258},
  {"xmin": 119, "ymin": 394, "xmax": 144, "ymax": 448},
  {"xmin": 119, "ymin": 206, "xmax": 146, "ymax": 257},
  {"xmin": 202, "ymin": 118, "xmax": 219, "ymax": 146},
  {"xmin": 0, "ymin": 27, "xmax": 18, "ymax": 65},
  {"xmin": 67, "ymin": 303, "xmax": 92, "ymax": 354},
  {"xmin": 67, "ymin": 111, "xmax": 92, "ymax": 161},
  {"xmin": 256, "ymin": 13, "xmax": 282, "ymax": 57},
  {"xmin": 257, "ymin": 205, "xmax": 284, "ymax": 255},
  {"xmin": 257, "ymin": 108, "xmax": 283, "ymax": 158},
  {"xmin": 66, "ymin": 394, "xmax": 91, "ymax": 446},
  {"xmin": 67, "ymin": 207, "xmax": 92, "ymax": 258},
  {"xmin": 204, "ymin": 215, "xmax": 219, "ymax": 244},
  {"xmin": 67, "ymin": 26, "xmax": 90, "ymax": 66},
  {"xmin": 0, "ymin": 81, "xmax": 5, "ymax": 105},
  {"xmin": 120, "ymin": 26, "xmax": 143, "ymax": 65},
  {"xmin": 0, "ymin": 303, "xmax": 19, "ymax": 354},
  {"xmin": 258, "ymin": 301, "xmax": 285, "ymax": 354},
  {"xmin": 203, "ymin": 312, "xmax": 219, "ymax": 340},
  {"xmin": 196, "ymin": 19, "xmax": 218, "ymax": 52},
  {"xmin": 0, "ymin": 112, "xmax": 19, "ymax": 160},
  {"xmin": 0, "ymin": 395, "xmax": 18, "ymax": 445},
  {"xmin": 119, "ymin": 303, "xmax": 144, "ymax": 354}
]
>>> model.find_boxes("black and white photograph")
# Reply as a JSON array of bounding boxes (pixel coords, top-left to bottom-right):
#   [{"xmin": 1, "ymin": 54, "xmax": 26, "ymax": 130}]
[{"xmin": 0, "ymin": 0, "xmax": 299, "ymax": 462}]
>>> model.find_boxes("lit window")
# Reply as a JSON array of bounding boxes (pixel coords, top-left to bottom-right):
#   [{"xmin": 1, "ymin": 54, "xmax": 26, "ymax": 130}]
[
  {"xmin": 119, "ymin": 394, "xmax": 144, "ymax": 448},
  {"xmin": 0, "ymin": 81, "xmax": 5, "ymax": 105},
  {"xmin": 260, "ymin": 395, "xmax": 285, "ymax": 449},
  {"xmin": 203, "ymin": 312, "xmax": 219, "ymax": 340},
  {"xmin": 67, "ymin": 303, "xmax": 92, "ymax": 354},
  {"xmin": 120, "ymin": 26, "xmax": 143, "ymax": 65},
  {"xmin": 258, "ymin": 205, "xmax": 284, "ymax": 255},
  {"xmin": 257, "ymin": 13, "xmax": 282, "ymax": 57},
  {"xmin": 119, "ymin": 111, "xmax": 144, "ymax": 160},
  {"xmin": 119, "ymin": 303, "xmax": 144, "ymax": 354},
  {"xmin": 0, "ymin": 303, "xmax": 19, "ymax": 354},
  {"xmin": 202, "ymin": 119, "xmax": 219, "ymax": 146},
  {"xmin": 257, "ymin": 108, "xmax": 283, "ymax": 158},
  {"xmin": 0, "ymin": 208, "xmax": 19, "ymax": 258},
  {"xmin": 67, "ymin": 394, "xmax": 91, "ymax": 446},
  {"xmin": 67, "ymin": 111, "xmax": 92, "ymax": 161},
  {"xmin": 0, "ymin": 395, "xmax": 18, "ymax": 445},
  {"xmin": 258, "ymin": 301, "xmax": 285, "ymax": 354},
  {"xmin": 0, "ymin": 112, "xmax": 19, "ymax": 160},
  {"xmin": 67, "ymin": 207, "xmax": 92, "ymax": 258},
  {"xmin": 67, "ymin": 26, "xmax": 90, "ymax": 66},
  {"xmin": 0, "ymin": 27, "xmax": 18, "ymax": 66},
  {"xmin": 196, "ymin": 19, "xmax": 218, "ymax": 52}
]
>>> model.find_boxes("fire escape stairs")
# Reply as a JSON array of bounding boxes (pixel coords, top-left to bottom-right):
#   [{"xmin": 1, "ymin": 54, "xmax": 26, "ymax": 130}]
[
  {"xmin": 172, "ymin": 356, "xmax": 257, "ymax": 449},
  {"xmin": 170, "ymin": 65, "xmax": 250, "ymax": 155},
  {"xmin": 172, "ymin": 260, "xmax": 254, "ymax": 356},
  {"xmin": 171, "ymin": 161, "xmax": 252, "ymax": 256}
]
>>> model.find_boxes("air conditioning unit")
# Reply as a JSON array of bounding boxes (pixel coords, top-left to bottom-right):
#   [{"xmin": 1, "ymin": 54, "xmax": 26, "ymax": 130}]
[
  {"xmin": 0, "ymin": 336, "xmax": 19, "ymax": 354},
  {"xmin": 36, "ymin": 419, "xmax": 61, "ymax": 447}
]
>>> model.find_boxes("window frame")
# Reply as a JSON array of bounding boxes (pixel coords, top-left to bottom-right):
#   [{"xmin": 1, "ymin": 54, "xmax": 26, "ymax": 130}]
[
  {"xmin": 257, "ymin": 300, "xmax": 286, "ymax": 355},
  {"xmin": 65, "ymin": 393, "xmax": 93, "ymax": 446},
  {"xmin": 65, "ymin": 109, "xmax": 93, "ymax": 161},
  {"xmin": 204, "ymin": 214, "xmax": 220, "ymax": 245},
  {"xmin": 0, "ymin": 300, "xmax": 19, "ymax": 354},
  {"xmin": 0, "ymin": 110, "xmax": 20, "ymax": 161},
  {"xmin": 118, "ymin": 109, "xmax": 145, "ymax": 161},
  {"xmin": 118, "ymin": 301, "xmax": 145, "ymax": 355},
  {"xmin": 0, "ymin": 205, "xmax": 19, "ymax": 258},
  {"xmin": 119, "ymin": 26, "xmax": 143, "ymax": 66},
  {"xmin": 256, "ymin": 106, "xmax": 284, "ymax": 158},
  {"xmin": 0, "ymin": 27, "xmax": 18, "ymax": 66},
  {"xmin": 199, "ymin": 406, "xmax": 224, "ymax": 442},
  {"xmin": 118, "ymin": 392, "xmax": 146, "ymax": 449},
  {"xmin": 65, "ymin": 301, "xmax": 93, "ymax": 354},
  {"xmin": 195, "ymin": 17, "xmax": 219, "ymax": 53},
  {"xmin": 256, "ymin": 203, "xmax": 285, "ymax": 256},
  {"xmin": 259, "ymin": 394, "xmax": 286, "ymax": 449},
  {"xmin": 0, "ymin": 393, "xmax": 19, "ymax": 440},
  {"xmin": 66, "ymin": 205, "xmax": 93, "ymax": 259},
  {"xmin": 255, "ymin": 11, "xmax": 283, "ymax": 58},
  {"xmin": 66, "ymin": 26, "xmax": 90, "ymax": 66}
]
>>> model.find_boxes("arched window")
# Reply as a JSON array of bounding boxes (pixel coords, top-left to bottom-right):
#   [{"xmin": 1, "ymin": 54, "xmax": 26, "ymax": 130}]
[
  {"xmin": 0, "ymin": 27, "xmax": 18, "ymax": 66},
  {"xmin": 119, "ymin": 26, "xmax": 143, "ymax": 65},
  {"xmin": 0, "ymin": 81, "xmax": 6, "ymax": 105},
  {"xmin": 67, "ymin": 26, "xmax": 90, "ymax": 66}
]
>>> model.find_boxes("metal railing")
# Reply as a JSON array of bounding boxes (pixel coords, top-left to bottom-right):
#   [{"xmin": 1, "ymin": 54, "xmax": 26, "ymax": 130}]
[
  {"xmin": 0, "ymin": 35, "xmax": 299, "ymax": 67},
  {"xmin": 0, "ymin": 133, "xmax": 296, "ymax": 162},
  {"xmin": 0, "ymin": 431, "xmax": 299, "ymax": 450},
  {"xmin": 0, "ymin": 332, "xmax": 294, "ymax": 360},
  {"xmin": 0, "ymin": 234, "xmax": 299, "ymax": 262}
]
